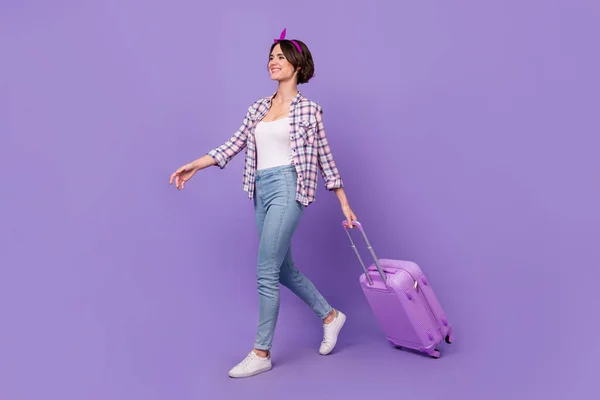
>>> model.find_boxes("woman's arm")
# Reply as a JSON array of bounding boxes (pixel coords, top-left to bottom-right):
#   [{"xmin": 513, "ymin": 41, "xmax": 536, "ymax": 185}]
[
  {"xmin": 206, "ymin": 105, "xmax": 255, "ymax": 169},
  {"xmin": 169, "ymin": 105, "xmax": 254, "ymax": 189},
  {"xmin": 333, "ymin": 187, "xmax": 349, "ymax": 207},
  {"xmin": 314, "ymin": 106, "xmax": 358, "ymax": 227},
  {"xmin": 314, "ymin": 106, "xmax": 344, "ymax": 190},
  {"xmin": 334, "ymin": 187, "xmax": 357, "ymax": 227},
  {"xmin": 190, "ymin": 154, "xmax": 218, "ymax": 171}
]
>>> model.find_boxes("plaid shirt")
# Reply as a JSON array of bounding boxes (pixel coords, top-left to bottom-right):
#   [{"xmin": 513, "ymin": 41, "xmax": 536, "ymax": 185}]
[{"xmin": 207, "ymin": 92, "xmax": 343, "ymax": 206}]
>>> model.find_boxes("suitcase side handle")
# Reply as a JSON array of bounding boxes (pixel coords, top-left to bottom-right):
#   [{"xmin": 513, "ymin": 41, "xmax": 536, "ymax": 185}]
[{"xmin": 343, "ymin": 220, "xmax": 387, "ymax": 287}]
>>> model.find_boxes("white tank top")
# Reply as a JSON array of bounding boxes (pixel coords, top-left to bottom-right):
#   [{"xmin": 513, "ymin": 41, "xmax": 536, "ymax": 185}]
[{"xmin": 254, "ymin": 118, "xmax": 293, "ymax": 170}]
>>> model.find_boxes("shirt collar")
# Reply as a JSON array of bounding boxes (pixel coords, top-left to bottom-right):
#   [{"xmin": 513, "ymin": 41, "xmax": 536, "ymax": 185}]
[{"xmin": 267, "ymin": 91, "xmax": 303, "ymax": 107}]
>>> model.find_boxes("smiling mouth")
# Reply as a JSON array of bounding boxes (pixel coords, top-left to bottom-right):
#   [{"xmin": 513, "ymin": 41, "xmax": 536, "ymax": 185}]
[{"xmin": 270, "ymin": 68, "xmax": 281, "ymax": 73}]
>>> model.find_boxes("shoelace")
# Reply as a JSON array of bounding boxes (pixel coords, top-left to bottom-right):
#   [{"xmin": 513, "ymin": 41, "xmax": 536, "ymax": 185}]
[
  {"xmin": 322, "ymin": 324, "xmax": 333, "ymax": 344},
  {"xmin": 239, "ymin": 353, "xmax": 256, "ymax": 368}
]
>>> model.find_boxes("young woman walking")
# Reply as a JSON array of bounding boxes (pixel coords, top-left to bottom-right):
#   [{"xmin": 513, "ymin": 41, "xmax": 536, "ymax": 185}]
[{"xmin": 170, "ymin": 29, "xmax": 357, "ymax": 378}]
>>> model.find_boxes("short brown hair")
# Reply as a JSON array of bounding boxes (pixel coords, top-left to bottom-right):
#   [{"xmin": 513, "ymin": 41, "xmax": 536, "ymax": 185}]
[{"xmin": 269, "ymin": 39, "xmax": 315, "ymax": 84}]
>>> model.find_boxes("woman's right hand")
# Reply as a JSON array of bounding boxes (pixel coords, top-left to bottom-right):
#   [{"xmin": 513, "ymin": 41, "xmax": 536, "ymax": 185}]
[{"xmin": 169, "ymin": 162, "xmax": 199, "ymax": 190}]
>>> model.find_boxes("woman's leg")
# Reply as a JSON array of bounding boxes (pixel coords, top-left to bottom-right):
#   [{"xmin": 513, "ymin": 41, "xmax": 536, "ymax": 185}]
[
  {"xmin": 228, "ymin": 166, "xmax": 303, "ymax": 378},
  {"xmin": 252, "ymin": 174, "xmax": 304, "ymax": 352},
  {"xmin": 279, "ymin": 247, "xmax": 332, "ymax": 319},
  {"xmin": 279, "ymin": 247, "xmax": 347, "ymax": 355}
]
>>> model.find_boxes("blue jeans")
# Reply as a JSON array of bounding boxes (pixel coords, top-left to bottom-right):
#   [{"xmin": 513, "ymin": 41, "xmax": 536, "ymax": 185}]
[{"xmin": 253, "ymin": 164, "xmax": 333, "ymax": 351}]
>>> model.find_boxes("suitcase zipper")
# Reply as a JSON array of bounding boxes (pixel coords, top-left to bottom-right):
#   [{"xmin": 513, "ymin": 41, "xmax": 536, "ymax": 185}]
[{"xmin": 397, "ymin": 267, "xmax": 444, "ymax": 337}]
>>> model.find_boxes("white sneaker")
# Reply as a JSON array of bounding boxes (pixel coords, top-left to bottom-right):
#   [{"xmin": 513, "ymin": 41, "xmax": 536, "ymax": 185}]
[
  {"xmin": 228, "ymin": 351, "xmax": 272, "ymax": 378},
  {"xmin": 319, "ymin": 309, "xmax": 346, "ymax": 355}
]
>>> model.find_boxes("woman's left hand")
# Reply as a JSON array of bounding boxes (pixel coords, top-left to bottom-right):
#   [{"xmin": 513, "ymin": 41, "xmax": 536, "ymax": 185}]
[{"xmin": 342, "ymin": 204, "xmax": 358, "ymax": 229}]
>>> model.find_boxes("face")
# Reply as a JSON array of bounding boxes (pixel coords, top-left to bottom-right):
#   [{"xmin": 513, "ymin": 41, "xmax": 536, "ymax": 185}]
[{"xmin": 268, "ymin": 44, "xmax": 297, "ymax": 82}]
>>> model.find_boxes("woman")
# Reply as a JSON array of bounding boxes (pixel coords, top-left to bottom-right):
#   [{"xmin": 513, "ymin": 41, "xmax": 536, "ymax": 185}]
[{"xmin": 169, "ymin": 29, "xmax": 358, "ymax": 378}]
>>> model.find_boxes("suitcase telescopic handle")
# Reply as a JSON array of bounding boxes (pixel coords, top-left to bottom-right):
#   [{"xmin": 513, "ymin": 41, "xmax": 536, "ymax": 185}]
[{"xmin": 343, "ymin": 220, "xmax": 387, "ymax": 287}]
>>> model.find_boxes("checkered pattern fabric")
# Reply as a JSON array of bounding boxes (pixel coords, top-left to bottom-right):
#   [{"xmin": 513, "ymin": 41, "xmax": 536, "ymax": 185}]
[{"xmin": 207, "ymin": 92, "xmax": 343, "ymax": 206}]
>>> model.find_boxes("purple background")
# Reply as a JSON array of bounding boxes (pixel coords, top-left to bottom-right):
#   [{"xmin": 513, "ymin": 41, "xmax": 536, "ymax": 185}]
[{"xmin": 2, "ymin": 1, "xmax": 599, "ymax": 399}]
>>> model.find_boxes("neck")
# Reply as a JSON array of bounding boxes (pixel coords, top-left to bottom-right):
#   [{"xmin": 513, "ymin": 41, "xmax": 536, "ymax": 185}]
[{"xmin": 274, "ymin": 80, "xmax": 298, "ymax": 103}]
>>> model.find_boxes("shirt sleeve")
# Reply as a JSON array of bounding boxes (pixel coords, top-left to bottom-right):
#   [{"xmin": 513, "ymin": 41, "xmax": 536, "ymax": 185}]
[
  {"xmin": 207, "ymin": 105, "xmax": 254, "ymax": 169},
  {"xmin": 315, "ymin": 105, "xmax": 344, "ymax": 190}
]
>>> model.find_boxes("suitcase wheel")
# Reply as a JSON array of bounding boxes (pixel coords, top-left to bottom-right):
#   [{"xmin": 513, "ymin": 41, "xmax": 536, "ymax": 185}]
[
  {"xmin": 430, "ymin": 349, "xmax": 441, "ymax": 359},
  {"xmin": 445, "ymin": 334, "xmax": 453, "ymax": 344}
]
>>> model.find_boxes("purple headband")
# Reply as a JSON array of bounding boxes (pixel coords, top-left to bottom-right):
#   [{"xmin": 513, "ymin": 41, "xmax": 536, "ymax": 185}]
[{"xmin": 274, "ymin": 28, "xmax": 302, "ymax": 53}]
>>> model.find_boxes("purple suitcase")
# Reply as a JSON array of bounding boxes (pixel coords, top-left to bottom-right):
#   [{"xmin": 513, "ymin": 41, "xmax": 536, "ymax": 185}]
[{"xmin": 343, "ymin": 220, "xmax": 454, "ymax": 358}]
